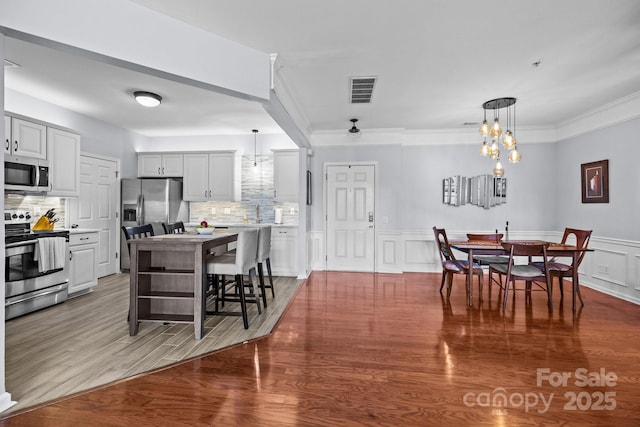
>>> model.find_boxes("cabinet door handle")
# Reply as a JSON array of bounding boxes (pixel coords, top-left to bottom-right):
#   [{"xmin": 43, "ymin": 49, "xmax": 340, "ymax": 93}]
[
  {"xmin": 5, "ymin": 139, "xmax": 8, "ymax": 150},
  {"xmin": 158, "ymin": 167, "xmax": 161, "ymax": 175},
  {"xmin": 209, "ymin": 190, "xmax": 212, "ymax": 197},
  {"xmin": 69, "ymin": 251, "xmax": 73, "ymax": 261},
  {"xmin": 14, "ymin": 140, "xmax": 18, "ymax": 152},
  {"xmin": 204, "ymin": 190, "xmax": 208, "ymax": 198},
  {"xmin": 80, "ymin": 237, "xmax": 90, "ymax": 241},
  {"xmin": 162, "ymin": 167, "xmax": 165, "ymax": 175}
]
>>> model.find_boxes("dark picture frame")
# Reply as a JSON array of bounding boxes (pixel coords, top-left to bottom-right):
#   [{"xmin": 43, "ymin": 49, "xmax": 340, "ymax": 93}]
[
  {"xmin": 581, "ymin": 159, "xmax": 609, "ymax": 203},
  {"xmin": 306, "ymin": 170, "xmax": 312, "ymax": 205}
]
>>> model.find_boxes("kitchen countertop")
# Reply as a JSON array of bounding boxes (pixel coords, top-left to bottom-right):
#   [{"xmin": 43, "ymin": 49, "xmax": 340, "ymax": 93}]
[
  {"xmin": 56, "ymin": 228, "xmax": 101, "ymax": 234},
  {"xmin": 186, "ymin": 223, "xmax": 297, "ymax": 228}
]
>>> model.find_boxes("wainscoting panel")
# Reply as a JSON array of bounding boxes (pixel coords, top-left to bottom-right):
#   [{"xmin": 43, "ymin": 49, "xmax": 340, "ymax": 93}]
[
  {"xmin": 376, "ymin": 232, "xmax": 403, "ymax": 274},
  {"xmin": 583, "ymin": 236, "xmax": 640, "ymax": 304},
  {"xmin": 308, "ymin": 231, "xmax": 325, "ymax": 272}
]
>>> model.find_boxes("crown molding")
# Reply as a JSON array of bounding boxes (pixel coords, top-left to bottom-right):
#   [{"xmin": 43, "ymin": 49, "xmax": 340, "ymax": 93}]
[{"xmin": 309, "ymin": 92, "xmax": 640, "ymax": 147}]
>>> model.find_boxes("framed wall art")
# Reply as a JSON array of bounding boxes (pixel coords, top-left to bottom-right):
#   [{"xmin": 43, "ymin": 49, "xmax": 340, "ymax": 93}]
[{"xmin": 581, "ymin": 159, "xmax": 609, "ymax": 203}]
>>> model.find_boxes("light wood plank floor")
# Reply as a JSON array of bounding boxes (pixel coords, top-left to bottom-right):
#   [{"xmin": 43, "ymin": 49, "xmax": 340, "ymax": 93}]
[
  {"xmin": 3, "ymin": 272, "xmax": 302, "ymax": 415},
  {"xmin": 1, "ymin": 271, "xmax": 640, "ymax": 426}
]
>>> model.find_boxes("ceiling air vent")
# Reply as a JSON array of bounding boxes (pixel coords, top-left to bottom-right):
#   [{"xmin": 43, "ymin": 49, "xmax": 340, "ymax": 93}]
[{"xmin": 350, "ymin": 76, "xmax": 376, "ymax": 104}]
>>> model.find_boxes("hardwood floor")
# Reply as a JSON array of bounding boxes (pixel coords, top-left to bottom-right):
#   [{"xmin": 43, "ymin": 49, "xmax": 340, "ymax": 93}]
[
  {"xmin": 2, "ymin": 273, "xmax": 302, "ymax": 415},
  {"xmin": 2, "ymin": 271, "xmax": 640, "ymax": 426}
]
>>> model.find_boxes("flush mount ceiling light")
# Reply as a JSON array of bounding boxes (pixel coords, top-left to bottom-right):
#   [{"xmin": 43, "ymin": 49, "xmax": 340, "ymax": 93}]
[
  {"xmin": 479, "ymin": 97, "xmax": 521, "ymax": 176},
  {"xmin": 348, "ymin": 118, "xmax": 360, "ymax": 133},
  {"xmin": 133, "ymin": 91, "xmax": 162, "ymax": 107}
]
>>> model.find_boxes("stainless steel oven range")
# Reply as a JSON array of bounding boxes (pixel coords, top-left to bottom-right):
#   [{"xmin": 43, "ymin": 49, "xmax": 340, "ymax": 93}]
[{"xmin": 4, "ymin": 219, "xmax": 70, "ymax": 320}]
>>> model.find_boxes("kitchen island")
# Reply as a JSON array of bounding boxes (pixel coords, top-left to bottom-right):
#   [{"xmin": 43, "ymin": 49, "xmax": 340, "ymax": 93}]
[{"xmin": 128, "ymin": 230, "xmax": 238, "ymax": 339}]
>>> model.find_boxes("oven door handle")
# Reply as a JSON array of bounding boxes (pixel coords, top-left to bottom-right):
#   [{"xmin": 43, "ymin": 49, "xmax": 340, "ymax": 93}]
[
  {"xmin": 5, "ymin": 283, "xmax": 68, "ymax": 306},
  {"xmin": 5, "ymin": 240, "xmax": 36, "ymax": 249}
]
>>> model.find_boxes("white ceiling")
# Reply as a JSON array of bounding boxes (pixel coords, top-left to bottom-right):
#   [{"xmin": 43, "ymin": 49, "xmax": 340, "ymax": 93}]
[{"xmin": 5, "ymin": 0, "xmax": 640, "ymax": 139}]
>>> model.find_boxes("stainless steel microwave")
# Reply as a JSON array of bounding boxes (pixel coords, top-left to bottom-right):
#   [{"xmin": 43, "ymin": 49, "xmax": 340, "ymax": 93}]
[{"xmin": 4, "ymin": 155, "xmax": 50, "ymax": 193}]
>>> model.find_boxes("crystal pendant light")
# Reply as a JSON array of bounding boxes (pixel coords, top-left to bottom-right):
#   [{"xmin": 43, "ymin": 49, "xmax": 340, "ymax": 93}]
[
  {"xmin": 493, "ymin": 158, "xmax": 504, "ymax": 177},
  {"xmin": 478, "ymin": 97, "xmax": 519, "ymax": 176},
  {"xmin": 508, "ymin": 146, "xmax": 521, "ymax": 163},
  {"xmin": 480, "ymin": 138, "xmax": 490, "ymax": 156}
]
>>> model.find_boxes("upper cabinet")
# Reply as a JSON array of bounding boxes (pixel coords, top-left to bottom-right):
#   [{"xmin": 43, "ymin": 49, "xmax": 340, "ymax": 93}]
[
  {"xmin": 47, "ymin": 127, "xmax": 81, "ymax": 197},
  {"xmin": 138, "ymin": 153, "xmax": 183, "ymax": 177},
  {"xmin": 7, "ymin": 117, "xmax": 47, "ymax": 159},
  {"xmin": 4, "ymin": 116, "xmax": 10, "ymax": 154},
  {"xmin": 183, "ymin": 152, "xmax": 235, "ymax": 201},
  {"xmin": 273, "ymin": 149, "xmax": 299, "ymax": 202}
]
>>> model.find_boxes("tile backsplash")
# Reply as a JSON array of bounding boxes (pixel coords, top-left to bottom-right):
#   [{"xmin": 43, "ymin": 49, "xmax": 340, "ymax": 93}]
[
  {"xmin": 190, "ymin": 154, "xmax": 298, "ymax": 224},
  {"xmin": 4, "ymin": 193, "xmax": 66, "ymax": 225}
]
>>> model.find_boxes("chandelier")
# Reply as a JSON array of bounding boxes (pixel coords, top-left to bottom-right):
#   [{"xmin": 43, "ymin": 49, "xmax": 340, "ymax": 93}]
[{"xmin": 479, "ymin": 97, "xmax": 521, "ymax": 177}]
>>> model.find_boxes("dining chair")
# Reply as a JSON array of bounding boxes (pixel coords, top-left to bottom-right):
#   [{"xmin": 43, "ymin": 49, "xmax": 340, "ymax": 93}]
[
  {"xmin": 489, "ymin": 242, "xmax": 553, "ymax": 313},
  {"xmin": 122, "ymin": 224, "xmax": 154, "ymax": 243},
  {"xmin": 529, "ymin": 228, "xmax": 592, "ymax": 307},
  {"xmin": 433, "ymin": 227, "xmax": 484, "ymax": 299},
  {"xmin": 466, "ymin": 233, "xmax": 509, "ymax": 292},
  {"xmin": 162, "ymin": 221, "xmax": 185, "ymax": 234},
  {"xmin": 205, "ymin": 228, "xmax": 261, "ymax": 329},
  {"xmin": 257, "ymin": 226, "xmax": 275, "ymax": 306}
]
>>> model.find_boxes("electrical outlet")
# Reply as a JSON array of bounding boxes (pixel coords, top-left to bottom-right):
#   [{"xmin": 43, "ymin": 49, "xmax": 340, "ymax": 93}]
[
  {"xmin": 224, "ymin": 208, "xmax": 231, "ymax": 215},
  {"xmin": 598, "ymin": 264, "xmax": 609, "ymax": 274},
  {"xmin": 210, "ymin": 207, "xmax": 216, "ymax": 214},
  {"xmin": 289, "ymin": 208, "xmax": 296, "ymax": 214},
  {"xmin": 383, "ymin": 216, "xmax": 389, "ymax": 224}
]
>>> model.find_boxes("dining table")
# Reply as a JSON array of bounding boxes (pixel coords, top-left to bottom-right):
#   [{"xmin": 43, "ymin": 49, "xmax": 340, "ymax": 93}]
[
  {"xmin": 450, "ymin": 240, "xmax": 592, "ymax": 311},
  {"xmin": 127, "ymin": 230, "xmax": 239, "ymax": 339}
]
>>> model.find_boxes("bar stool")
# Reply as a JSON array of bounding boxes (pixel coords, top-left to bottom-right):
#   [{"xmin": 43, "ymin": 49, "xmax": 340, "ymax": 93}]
[
  {"xmin": 257, "ymin": 226, "xmax": 275, "ymax": 307},
  {"xmin": 205, "ymin": 228, "xmax": 261, "ymax": 329}
]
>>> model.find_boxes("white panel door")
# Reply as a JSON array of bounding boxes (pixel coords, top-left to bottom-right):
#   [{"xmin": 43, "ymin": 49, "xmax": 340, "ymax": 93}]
[
  {"xmin": 326, "ymin": 164, "xmax": 375, "ymax": 272},
  {"xmin": 69, "ymin": 155, "xmax": 118, "ymax": 278}
]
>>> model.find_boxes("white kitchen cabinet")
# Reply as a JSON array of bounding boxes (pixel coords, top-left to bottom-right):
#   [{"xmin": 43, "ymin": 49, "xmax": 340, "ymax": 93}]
[
  {"xmin": 270, "ymin": 226, "xmax": 298, "ymax": 276},
  {"xmin": 68, "ymin": 231, "xmax": 99, "ymax": 296},
  {"xmin": 138, "ymin": 153, "xmax": 183, "ymax": 177},
  {"xmin": 7, "ymin": 117, "xmax": 47, "ymax": 159},
  {"xmin": 273, "ymin": 150, "xmax": 299, "ymax": 202},
  {"xmin": 47, "ymin": 127, "xmax": 81, "ymax": 197},
  {"xmin": 183, "ymin": 152, "xmax": 235, "ymax": 201},
  {"xmin": 4, "ymin": 116, "xmax": 10, "ymax": 154}
]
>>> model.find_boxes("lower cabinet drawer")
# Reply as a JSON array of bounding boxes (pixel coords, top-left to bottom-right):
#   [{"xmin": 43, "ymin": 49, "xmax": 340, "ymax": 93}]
[{"xmin": 70, "ymin": 232, "xmax": 99, "ymax": 246}]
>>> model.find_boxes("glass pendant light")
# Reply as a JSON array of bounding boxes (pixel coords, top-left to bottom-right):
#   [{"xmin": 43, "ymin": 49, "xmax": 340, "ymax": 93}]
[
  {"xmin": 480, "ymin": 139, "xmax": 490, "ymax": 156},
  {"xmin": 493, "ymin": 158, "xmax": 504, "ymax": 177},
  {"xmin": 479, "ymin": 109, "xmax": 490, "ymax": 137},
  {"xmin": 508, "ymin": 146, "xmax": 521, "ymax": 163},
  {"xmin": 490, "ymin": 112, "xmax": 502, "ymax": 139},
  {"xmin": 489, "ymin": 140, "xmax": 499, "ymax": 159},
  {"xmin": 503, "ymin": 130, "xmax": 515, "ymax": 149}
]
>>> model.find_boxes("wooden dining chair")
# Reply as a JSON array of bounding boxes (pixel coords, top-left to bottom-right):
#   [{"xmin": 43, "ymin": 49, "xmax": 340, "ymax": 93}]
[
  {"xmin": 529, "ymin": 228, "xmax": 592, "ymax": 307},
  {"xmin": 466, "ymin": 233, "xmax": 509, "ymax": 292},
  {"xmin": 489, "ymin": 242, "xmax": 553, "ymax": 313},
  {"xmin": 433, "ymin": 227, "xmax": 483, "ymax": 298},
  {"xmin": 162, "ymin": 221, "xmax": 185, "ymax": 234}
]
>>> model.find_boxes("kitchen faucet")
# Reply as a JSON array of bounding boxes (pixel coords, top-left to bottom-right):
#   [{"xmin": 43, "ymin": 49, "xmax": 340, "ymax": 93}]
[{"xmin": 255, "ymin": 205, "xmax": 261, "ymax": 224}]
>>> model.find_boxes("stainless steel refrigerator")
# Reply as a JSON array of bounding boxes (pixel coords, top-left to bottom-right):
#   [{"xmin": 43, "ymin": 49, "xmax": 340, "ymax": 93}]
[{"xmin": 120, "ymin": 178, "xmax": 189, "ymax": 270}]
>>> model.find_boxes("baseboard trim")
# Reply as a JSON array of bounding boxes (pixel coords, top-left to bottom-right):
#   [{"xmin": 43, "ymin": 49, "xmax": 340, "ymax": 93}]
[{"xmin": 0, "ymin": 392, "xmax": 16, "ymax": 413}]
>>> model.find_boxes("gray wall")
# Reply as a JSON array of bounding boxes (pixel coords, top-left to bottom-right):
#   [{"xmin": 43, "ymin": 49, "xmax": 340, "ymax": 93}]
[
  {"xmin": 309, "ymin": 142, "xmax": 557, "ymax": 234},
  {"xmin": 556, "ymin": 117, "xmax": 640, "ymax": 241}
]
